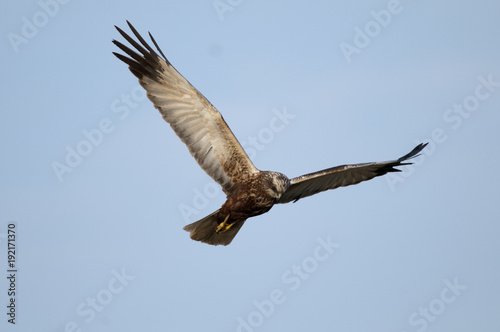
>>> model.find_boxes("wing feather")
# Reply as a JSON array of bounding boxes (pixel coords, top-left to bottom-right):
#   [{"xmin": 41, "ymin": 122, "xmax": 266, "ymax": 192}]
[
  {"xmin": 113, "ymin": 22, "xmax": 258, "ymax": 194},
  {"xmin": 277, "ymin": 143, "xmax": 427, "ymax": 204}
]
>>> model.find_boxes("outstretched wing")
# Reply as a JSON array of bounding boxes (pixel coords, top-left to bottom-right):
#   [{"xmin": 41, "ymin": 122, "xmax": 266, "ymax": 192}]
[
  {"xmin": 112, "ymin": 22, "xmax": 258, "ymax": 194},
  {"xmin": 277, "ymin": 143, "xmax": 427, "ymax": 204}
]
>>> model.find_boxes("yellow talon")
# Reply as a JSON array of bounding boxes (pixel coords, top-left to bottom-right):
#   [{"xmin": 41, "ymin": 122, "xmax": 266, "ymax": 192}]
[{"xmin": 216, "ymin": 214, "xmax": 233, "ymax": 233}]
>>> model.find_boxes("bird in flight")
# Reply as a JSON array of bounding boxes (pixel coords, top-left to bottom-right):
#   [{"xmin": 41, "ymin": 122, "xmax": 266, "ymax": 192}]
[{"xmin": 113, "ymin": 22, "xmax": 427, "ymax": 246}]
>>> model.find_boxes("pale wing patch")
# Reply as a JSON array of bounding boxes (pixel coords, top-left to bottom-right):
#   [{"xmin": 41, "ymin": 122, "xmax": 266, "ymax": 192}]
[{"xmin": 113, "ymin": 23, "xmax": 259, "ymax": 194}]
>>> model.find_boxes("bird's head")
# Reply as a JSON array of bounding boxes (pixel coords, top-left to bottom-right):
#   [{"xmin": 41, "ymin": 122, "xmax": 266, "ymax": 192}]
[{"xmin": 265, "ymin": 172, "xmax": 290, "ymax": 200}]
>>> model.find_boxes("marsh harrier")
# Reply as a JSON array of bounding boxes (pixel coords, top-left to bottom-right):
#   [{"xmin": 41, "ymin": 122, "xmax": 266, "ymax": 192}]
[{"xmin": 113, "ymin": 22, "xmax": 427, "ymax": 246}]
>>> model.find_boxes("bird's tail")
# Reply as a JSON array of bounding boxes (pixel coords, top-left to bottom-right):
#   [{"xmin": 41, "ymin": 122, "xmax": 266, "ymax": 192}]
[{"xmin": 183, "ymin": 209, "xmax": 246, "ymax": 246}]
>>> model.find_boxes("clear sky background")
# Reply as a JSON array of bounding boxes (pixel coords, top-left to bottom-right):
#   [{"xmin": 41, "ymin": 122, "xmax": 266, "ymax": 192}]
[{"xmin": 1, "ymin": 0, "xmax": 500, "ymax": 331}]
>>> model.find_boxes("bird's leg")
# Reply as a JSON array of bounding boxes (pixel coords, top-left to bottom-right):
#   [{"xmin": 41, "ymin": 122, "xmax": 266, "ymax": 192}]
[{"xmin": 216, "ymin": 214, "xmax": 234, "ymax": 234}]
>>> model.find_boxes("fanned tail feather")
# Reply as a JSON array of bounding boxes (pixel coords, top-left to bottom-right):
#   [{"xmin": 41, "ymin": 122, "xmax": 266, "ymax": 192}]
[{"xmin": 183, "ymin": 210, "xmax": 246, "ymax": 246}]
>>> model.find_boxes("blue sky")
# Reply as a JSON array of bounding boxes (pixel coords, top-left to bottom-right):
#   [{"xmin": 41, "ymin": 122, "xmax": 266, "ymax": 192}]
[{"xmin": 1, "ymin": 0, "xmax": 500, "ymax": 331}]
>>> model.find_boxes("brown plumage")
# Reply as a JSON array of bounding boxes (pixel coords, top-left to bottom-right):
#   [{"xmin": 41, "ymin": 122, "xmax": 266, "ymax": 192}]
[{"xmin": 113, "ymin": 22, "xmax": 427, "ymax": 246}]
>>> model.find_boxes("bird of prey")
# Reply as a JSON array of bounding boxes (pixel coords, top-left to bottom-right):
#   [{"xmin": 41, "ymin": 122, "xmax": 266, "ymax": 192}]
[{"xmin": 113, "ymin": 22, "xmax": 427, "ymax": 246}]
